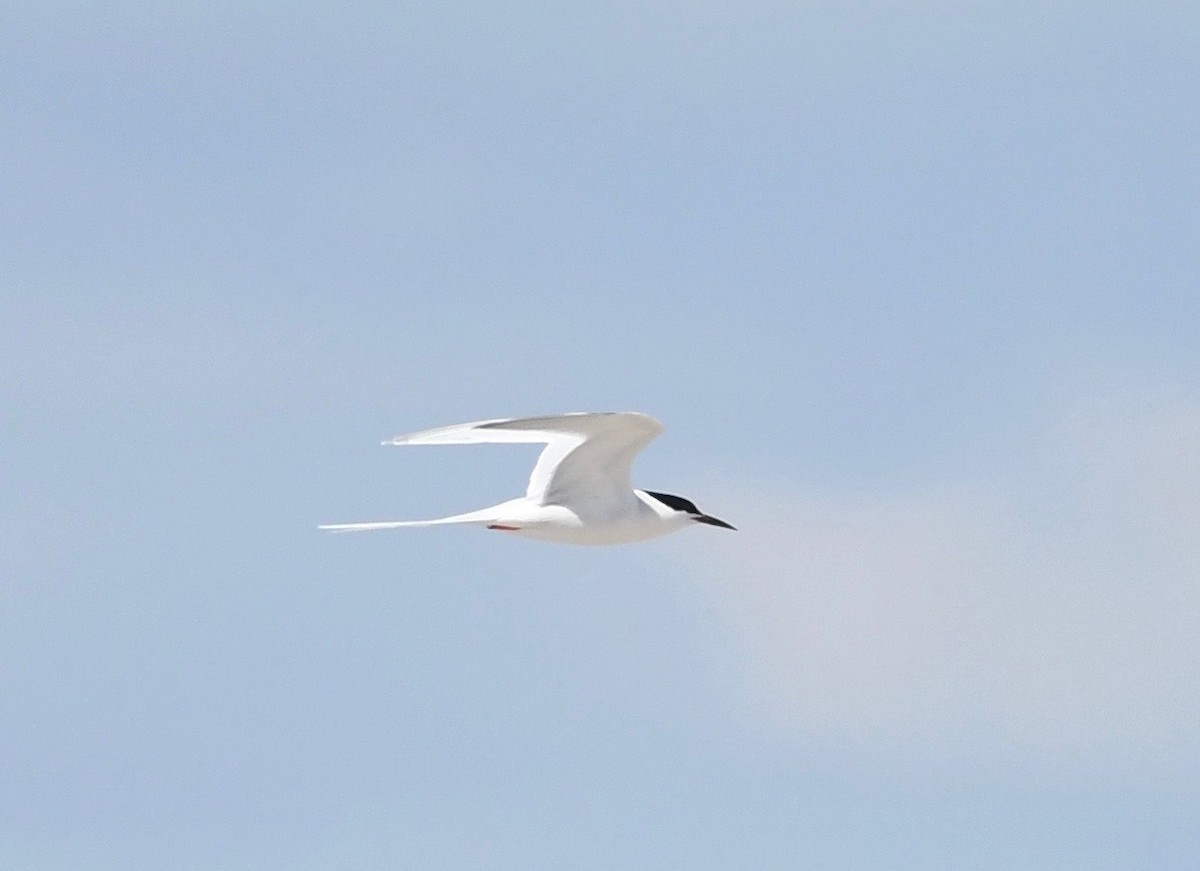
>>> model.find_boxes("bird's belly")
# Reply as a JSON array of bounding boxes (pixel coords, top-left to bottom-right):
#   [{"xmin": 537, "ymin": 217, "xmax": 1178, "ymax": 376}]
[
  {"xmin": 510, "ymin": 522, "xmax": 675, "ymax": 546},
  {"xmin": 502, "ymin": 504, "xmax": 677, "ymax": 546}
]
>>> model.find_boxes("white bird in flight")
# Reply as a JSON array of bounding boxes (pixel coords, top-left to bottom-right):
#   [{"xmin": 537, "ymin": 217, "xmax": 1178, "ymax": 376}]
[{"xmin": 319, "ymin": 411, "xmax": 735, "ymax": 545}]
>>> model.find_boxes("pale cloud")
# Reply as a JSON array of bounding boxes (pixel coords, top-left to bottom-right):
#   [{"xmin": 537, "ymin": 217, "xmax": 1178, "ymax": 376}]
[{"xmin": 691, "ymin": 392, "xmax": 1200, "ymax": 780}]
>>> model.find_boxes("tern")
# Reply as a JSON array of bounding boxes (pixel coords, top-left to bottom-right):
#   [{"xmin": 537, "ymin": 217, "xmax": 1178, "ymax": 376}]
[{"xmin": 319, "ymin": 412, "xmax": 735, "ymax": 545}]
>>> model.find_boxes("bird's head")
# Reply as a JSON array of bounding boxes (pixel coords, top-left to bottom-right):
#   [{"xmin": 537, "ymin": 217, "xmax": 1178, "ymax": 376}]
[{"xmin": 642, "ymin": 490, "xmax": 736, "ymax": 531}]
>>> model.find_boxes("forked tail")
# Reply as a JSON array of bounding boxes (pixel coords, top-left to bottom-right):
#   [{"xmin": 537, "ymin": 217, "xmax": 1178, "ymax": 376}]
[{"xmin": 318, "ymin": 504, "xmax": 505, "ymax": 533}]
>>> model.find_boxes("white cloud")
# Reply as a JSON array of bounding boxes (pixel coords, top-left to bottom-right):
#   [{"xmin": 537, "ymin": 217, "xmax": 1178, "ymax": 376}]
[{"xmin": 691, "ymin": 392, "xmax": 1200, "ymax": 780}]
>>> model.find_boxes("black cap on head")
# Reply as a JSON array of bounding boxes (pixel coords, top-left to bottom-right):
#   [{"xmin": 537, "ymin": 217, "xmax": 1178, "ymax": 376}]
[
  {"xmin": 645, "ymin": 491, "xmax": 736, "ymax": 531},
  {"xmin": 645, "ymin": 491, "xmax": 701, "ymax": 514}
]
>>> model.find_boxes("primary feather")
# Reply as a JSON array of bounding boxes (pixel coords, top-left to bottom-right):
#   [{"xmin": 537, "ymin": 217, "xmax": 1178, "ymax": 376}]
[{"xmin": 382, "ymin": 412, "xmax": 662, "ymax": 507}]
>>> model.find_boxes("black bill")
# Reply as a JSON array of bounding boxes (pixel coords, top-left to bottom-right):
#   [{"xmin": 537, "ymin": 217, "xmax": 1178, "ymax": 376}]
[{"xmin": 694, "ymin": 513, "xmax": 736, "ymax": 530}]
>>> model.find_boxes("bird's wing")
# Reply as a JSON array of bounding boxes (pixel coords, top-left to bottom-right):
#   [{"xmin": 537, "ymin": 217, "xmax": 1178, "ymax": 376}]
[{"xmin": 383, "ymin": 412, "xmax": 663, "ymax": 508}]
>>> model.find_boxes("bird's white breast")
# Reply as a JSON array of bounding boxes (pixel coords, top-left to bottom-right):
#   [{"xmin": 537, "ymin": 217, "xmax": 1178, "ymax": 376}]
[{"xmin": 493, "ymin": 498, "xmax": 689, "ymax": 545}]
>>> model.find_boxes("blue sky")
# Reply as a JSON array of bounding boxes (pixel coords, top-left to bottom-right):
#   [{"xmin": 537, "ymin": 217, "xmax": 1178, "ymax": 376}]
[{"xmin": 4, "ymin": 2, "xmax": 1199, "ymax": 868}]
